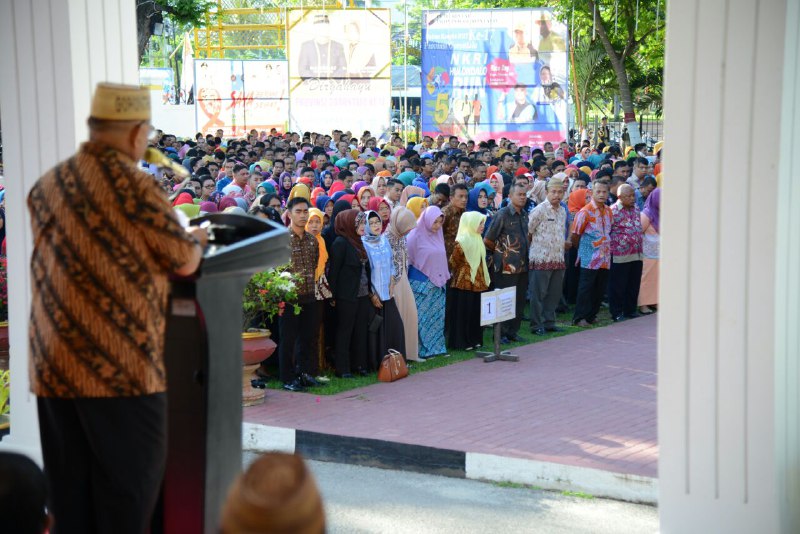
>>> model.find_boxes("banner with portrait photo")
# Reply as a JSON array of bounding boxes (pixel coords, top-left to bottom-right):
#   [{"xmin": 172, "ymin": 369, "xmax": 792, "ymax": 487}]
[
  {"xmin": 194, "ymin": 59, "xmax": 289, "ymax": 137},
  {"xmin": 287, "ymin": 9, "xmax": 391, "ymax": 136},
  {"xmin": 421, "ymin": 9, "xmax": 568, "ymax": 145}
]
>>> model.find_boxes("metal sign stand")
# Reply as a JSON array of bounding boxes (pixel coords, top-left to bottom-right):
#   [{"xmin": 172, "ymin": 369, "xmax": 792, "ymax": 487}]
[{"xmin": 475, "ymin": 287, "xmax": 519, "ymax": 363}]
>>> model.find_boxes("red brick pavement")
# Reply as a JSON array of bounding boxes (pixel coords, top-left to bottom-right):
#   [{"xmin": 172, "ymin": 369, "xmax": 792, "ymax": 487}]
[{"xmin": 244, "ymin": 315, "xmax": 658, "ymax": 478}]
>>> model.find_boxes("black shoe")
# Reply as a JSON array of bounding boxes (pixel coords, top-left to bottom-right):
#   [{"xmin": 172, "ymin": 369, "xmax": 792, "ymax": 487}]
[
  {"xmin": 337, "ymin": 372, "xmax": 354, "ymax": 379},
  {"xmin": 282, "ymin": 379, "xmax": 306, "ymax": 392},
  {"xmin": 250, "ymin": 378, "xmax": 267, "ymax": 389},
  {"xmin": 532, "ymin": 328, "xmax": 546, "ymax": 336},
  {"xmin": 500, "ymin": 336, "xmax": 511, "ymax": 344},
  {"xmin": 299, "ymin": 373, "xmax": 321, "ymax": 388},
  {"xmin": 545, "ymin": 326, "xmax": 563, "ymax": 333},
  {"xmin": 612, "ymin": 315, "xmax": 625, "ymax": 322},
  {"xmin": 625, "ymin": 312, "xmax": 642, "ymax": 319},
  {"xmin": 507, "ymin": 333, "xmax": 521, "ymax": 342}
]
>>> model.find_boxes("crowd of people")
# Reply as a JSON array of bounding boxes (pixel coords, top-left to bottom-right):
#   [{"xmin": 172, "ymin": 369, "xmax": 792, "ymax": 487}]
[{"xmin": 149, "ymin": 127, "xmax": 662, "ymax": 392}]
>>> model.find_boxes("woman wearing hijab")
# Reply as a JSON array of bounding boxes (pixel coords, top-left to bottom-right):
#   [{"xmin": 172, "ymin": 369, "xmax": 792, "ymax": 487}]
[
  {"xmin": 638, "ymin": 187, "xmax": 660, "ymax": 314},
  {"xmin": 447, "ymin": 212, "xmax": 490, "ymax": 350},
  {"xmin": 368, "ymin": 176, "xmax": 386, "ymax": 198},
  {"xmin": 399, "ymin": 186, "xmax": 425, "ymax": 207},
  {"xmin": 256, "ymin": 180, "xmax": 276, "ymax": 196},
  {"xmin": 386, "ymin": 207, "xmax": 420, "ymax": 362},
  {"xmin": 322, "ymin": 199, "xmax": 352, "ymax": 252},
  {"xmin": 362, "ymin": 210, "xmax": 406, "ymax": 370},
  {"xmin": 356, "ymin": 186, "xmax": 375, "ymax": 211},
  {"xmin": 564, "ymin": 188, "xmax": 591, "ymax": 305},
  {"xmin": 488, "ymin": 173, "xmax": 504, "ymax": 209},
  {"xmin": 352, "ymin": 181, "xmax": 368, "ymax": 195},
  {"xmin": 468, "ymin": 184, "xmax": 494, "ymax": 237},
  {"xmin": 328, "ymin": 210, "xmax": 372, "ymax": 378},
  {"xmin": 278, "ymin": 172, "xmax": 293, "ymax": 204},
  {"xmin": 407, "ymin": 206, "xmax": 450, "ymax": 359},
  {"xmin": 316, "ymin": 195, "xmax": 333, "ymax": 224},
  {"xmin": 340, "ymin": 194, "xmax": 359, "ymax": 210},
  {"xmin": 406, "ymin": 196, "xmax": 428, "ymax": 220},
  {"xmin": 306, "ymin": 208, "xmax": 333, "ymax": 374},
  {"xmin": 367, "ymin": 197, "xmax": 392, "ymax": 232}
]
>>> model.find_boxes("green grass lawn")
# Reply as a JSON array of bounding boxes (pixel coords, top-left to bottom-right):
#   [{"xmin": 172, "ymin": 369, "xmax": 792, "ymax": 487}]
[{"xmin": 260, "ymin": 304, "xmax": 617, "ymax": 396}]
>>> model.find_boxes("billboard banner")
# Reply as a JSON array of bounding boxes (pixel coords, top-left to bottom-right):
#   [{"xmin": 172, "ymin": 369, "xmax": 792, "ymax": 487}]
[
  {"xmin": 287, "ymin": 9, "xmax": 391, "ymax": 136},
  {"xmin": 194, "ymin": 59, "xmax": 289, "ymax": 137},
  {"xmin": 421, "ymin": 9, "xmax": 568, "ymax": 145}
]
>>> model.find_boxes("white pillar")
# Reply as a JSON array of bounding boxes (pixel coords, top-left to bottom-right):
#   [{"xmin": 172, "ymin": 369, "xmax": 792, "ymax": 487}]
[
  {"xmin": 660, "ymin": 0, "xmax": 800, "ymax": 532},
  {"xmin": 0, "ymin": 0, "xmax": 139, "ymax": 461}
]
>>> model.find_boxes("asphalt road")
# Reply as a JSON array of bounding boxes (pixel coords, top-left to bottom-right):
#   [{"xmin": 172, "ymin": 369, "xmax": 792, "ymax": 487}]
[{"xmin": 242, "ymin": 453, "xmax": 659, "ymax": 533}]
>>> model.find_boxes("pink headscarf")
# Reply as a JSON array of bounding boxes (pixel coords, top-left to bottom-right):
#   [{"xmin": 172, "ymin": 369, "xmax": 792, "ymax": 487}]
[{"xmin": 406, "ymin": 206, "xmax": 450, "ymax": 288}]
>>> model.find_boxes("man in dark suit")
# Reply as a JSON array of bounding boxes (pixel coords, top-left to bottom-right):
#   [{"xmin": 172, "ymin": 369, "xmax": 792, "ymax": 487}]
[{"xmin": 297, "ymin": 14, "xmax": 346, "ymax": 79}]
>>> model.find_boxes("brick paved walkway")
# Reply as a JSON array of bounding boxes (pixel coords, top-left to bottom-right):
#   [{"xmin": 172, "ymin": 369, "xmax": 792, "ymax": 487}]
[{"xmin": 244, "ymin": 315, "xmax": 658, "ymax": 478}]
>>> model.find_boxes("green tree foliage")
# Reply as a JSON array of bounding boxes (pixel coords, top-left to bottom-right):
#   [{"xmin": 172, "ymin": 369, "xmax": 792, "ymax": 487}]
[
  {"xmin": 137, "ymin": 0, "xmax": 215, "ymax": 63},
  {"xmin": 547, "ymin": 0, "xmax": 665, "ymax": 143}
]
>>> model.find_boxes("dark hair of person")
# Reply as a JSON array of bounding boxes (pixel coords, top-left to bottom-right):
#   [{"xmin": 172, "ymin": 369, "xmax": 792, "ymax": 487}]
[
  {"xmin": 635, "ymin": 157, "xmax": 649, "ymax": 167},
  {"xmin": 531, "ymin": 148, "xmax": 544, "ymax": 157},
  {"xmin": 592, "ymin": 180, "xmax": 610, "ymax": 191},
  {"xmin": 610, "ymin": 175, "xmax": 626, "ymax": 186},
  {"xmin": 634, "ymin": 143, "xmax": 647, "ymax": 152},
  {"xmin": 386, "ymin": 178, "xmax": 402, "ymax": 189},
  {"xmin": 259, "ymin": 193, "xmax": 280, "ymax": 207},
  {"xmin": 338, "ymin": 170, "xmax": 353, "ymax": 181},
  {"xmin": 532, "ymin": 160, "xmax": 548, "ymax": 173},
  {"xmin": 364, "ymin": 163, "xmax": 375, "ymax": 173},
  {"xmin": 434, "ymin": 183, "xmax": 450, "ymax": 197},
  {"xmin": 642, "ymin": 176, "xmax": 658, "ymax": 189},
  {"xmin": 451, "ymin": 183, "xmax": 468, "ymax": 195},
  {"xmin": 595, "ymin": 168, "xmax": 614, "ymax": 181},
  {"xmin": 614, "ymin": 160, "xmax": 629, "ymax": 171},
  {"xmin": 196, "ymin": 167, "xmax": 211, "ymax": 177},
  {"xmin": 300, "ymin": 167, "xmax": 314, "ymax": 176},
  {"xmin": 287, "ymin": 197, "xmax": 310, "ymax": 211},
  {"xmin": 214, "ymin": 150, "xmax": 226, "ymax": 160},
  {"xmin": 233, "ymin": 163, "xmax": 248, "ymax": 175},
  {"xmin": 0, "ymin": 452, "xmax": 49, "ymax": 534}
]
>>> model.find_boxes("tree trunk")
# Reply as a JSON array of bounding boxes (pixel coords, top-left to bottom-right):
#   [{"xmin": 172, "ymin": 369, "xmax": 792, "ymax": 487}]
[
  {"xmin": 137, "ymin": 3, "xmax": 154, "ymax": 65},
  {"xmin": 607, "ymin": 51, "xmax": 642, "ymax": 146}
]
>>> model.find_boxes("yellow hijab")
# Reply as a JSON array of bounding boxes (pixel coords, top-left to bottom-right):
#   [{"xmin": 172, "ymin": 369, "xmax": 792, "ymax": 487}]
[
  {"xmin": 306, "ymin": 208, "xmax": 328, "ymax": 280},
  {"xmin": 455, "ymin": 212, "xmax": 489, "ymax": 283},
  {"xmin": 406, "ymin": 197, "xmax": 428, "ymax": 219},
  {"xmin": 288, "ymin": 183, "xmax": 310, "ymax": 202}
]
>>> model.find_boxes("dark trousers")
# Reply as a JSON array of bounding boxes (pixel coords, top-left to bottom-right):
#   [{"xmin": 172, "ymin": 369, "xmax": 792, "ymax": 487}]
[
  {"xmin": 608, "ymin": 260, "xmax": 643, "ymax": 317},
  {"xmin": 530, "ymin": 269, "xmax": 565, "ymax": 330},
  {"xmin": 573, "ymin": 268, "xmax": 610, "ymax": 323},
  {"xmin": 278, "ymin": 299, "xmax": 319, "ymax": 383},
  {"xmin": 492, "ymin": 271, "xmax": 528, "ymax": 337},
  {"xmin": 37, "ymin": 394, "xmax": 167, "ymax": 534},
  {"xmin": 335, "ymin": 296, "xmax": 370, "ymax": 375}
]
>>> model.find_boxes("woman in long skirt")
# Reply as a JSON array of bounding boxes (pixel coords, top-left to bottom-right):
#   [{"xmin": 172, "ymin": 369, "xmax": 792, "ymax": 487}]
[
  {"xmin": 407, "ymin": 206, "xmax": 450, "ymax": 358},
  {"xmin": 362, "ymin": 210, "xmax": 406, "ymax": 370},
  {"xmin": 448, "ymin": 212, "xmax": 490, "ymax": 350},
  {"xmin": 639, "ymin": 188, "xmax": 660, "ymax": 313},
  {"xmin": 386, "ymin": 207, "xmax": 420, "ymax": 361}
]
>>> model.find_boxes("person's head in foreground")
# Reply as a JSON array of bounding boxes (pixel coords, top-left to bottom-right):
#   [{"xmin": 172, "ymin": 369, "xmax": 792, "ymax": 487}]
[
  {"xmin": 221, "ymin": 453, "xmax": 325, "ymax": 534},
  {"xmin": 0, "ymin": 452, "xmax": 50, "ymax": 534}
]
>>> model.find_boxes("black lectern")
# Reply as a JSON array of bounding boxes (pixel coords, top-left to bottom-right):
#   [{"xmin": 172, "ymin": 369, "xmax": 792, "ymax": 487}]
[{"xmin": 159, "ymin": 214, "xmax": 288, "ymax": 534}]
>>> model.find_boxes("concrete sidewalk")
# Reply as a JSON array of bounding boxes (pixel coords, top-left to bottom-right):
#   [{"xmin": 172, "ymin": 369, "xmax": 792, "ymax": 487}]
[{"xmin": 243, "ymin": 315, "xmax": 658, "ymax": 503}]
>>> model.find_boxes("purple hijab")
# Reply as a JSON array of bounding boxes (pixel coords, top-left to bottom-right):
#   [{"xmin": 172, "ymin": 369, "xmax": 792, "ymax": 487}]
[
  {"xmin": 642, "ymin": 187, "xmax": 661, "ymax": 232},
  {"xmin": 352, "ymin": 180, "xmax": 369, "ymax": 194},
  {"xmin": 406, "ymin": 206, "xmax": 450, "ymax": 288}
]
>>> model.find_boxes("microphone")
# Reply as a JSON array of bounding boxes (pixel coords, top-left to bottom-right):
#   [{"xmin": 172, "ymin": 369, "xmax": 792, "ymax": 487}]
[{"xmin": 144, "ymin": 147, "xmax": 190, "ymax": 179}]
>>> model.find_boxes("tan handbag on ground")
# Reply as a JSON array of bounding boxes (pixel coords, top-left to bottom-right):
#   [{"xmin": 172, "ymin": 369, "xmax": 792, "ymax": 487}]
[{"xmin": 378, "ymin": 349, "xmax": 408, "ymax": 383}]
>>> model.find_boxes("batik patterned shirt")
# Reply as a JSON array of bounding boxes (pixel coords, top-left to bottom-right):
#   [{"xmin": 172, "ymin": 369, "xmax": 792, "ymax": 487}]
[
  {"xmin": 572, "ymin": 199, "xmax": 612, "ymax": 270},
  {"xmin": 610, "ymin": 203, "xmax": 644, "ymax": 263},
  {"xmin": 287, "ymin": 229, "xmax": 319, "ymax": 302},
  {"xmin": 528, "ymin": 201, "xmax": 567, "ymax": 270}
]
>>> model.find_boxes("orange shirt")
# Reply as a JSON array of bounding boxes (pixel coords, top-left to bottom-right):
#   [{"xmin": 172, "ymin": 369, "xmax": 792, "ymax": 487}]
[{"xmin": 27, "ymin": 142, "xmax": 198, "ymax": 397}]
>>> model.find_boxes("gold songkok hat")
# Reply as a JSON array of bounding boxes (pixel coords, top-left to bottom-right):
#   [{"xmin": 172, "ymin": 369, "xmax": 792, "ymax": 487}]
[{"xmin": 90, "ymin": 82, "xmax": 151, "ymax": 121}]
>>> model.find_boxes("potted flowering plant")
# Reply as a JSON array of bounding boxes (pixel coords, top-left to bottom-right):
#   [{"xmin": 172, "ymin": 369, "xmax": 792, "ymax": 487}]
[
  {"xmin": 0, "ymin": 370, "xmax": 9, "ymax": 432},
  {"xmin": 242, "ymin": 267, "xmax": 302, "ymax": 332},
  {"xmin": 239, "ymin": 267, "xmax": 302, "ymax": 406}
]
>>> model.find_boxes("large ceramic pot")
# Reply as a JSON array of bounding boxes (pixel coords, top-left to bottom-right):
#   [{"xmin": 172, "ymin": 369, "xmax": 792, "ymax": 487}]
[
  {"xmin": 242, "ymin": 330, "xmax": 276, "ymax": 407},
  {"xmin": 0, "ymin": 321, "xmax": 8, "ymax": 371}
]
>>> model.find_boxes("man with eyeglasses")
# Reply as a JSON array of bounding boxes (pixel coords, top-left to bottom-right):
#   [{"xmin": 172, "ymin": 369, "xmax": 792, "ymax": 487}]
[{"xmin": 27, "ymin": 83, "xmax": 207, "ymax": 532}]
